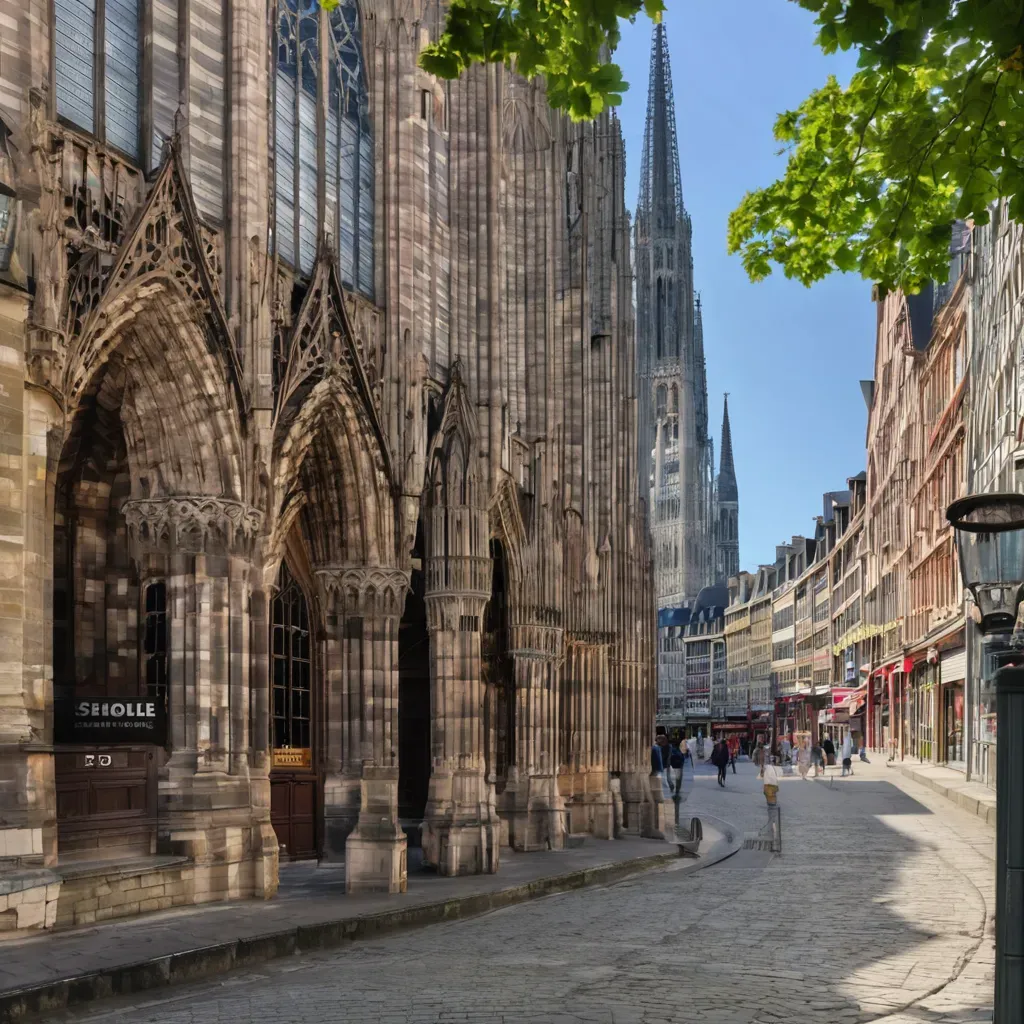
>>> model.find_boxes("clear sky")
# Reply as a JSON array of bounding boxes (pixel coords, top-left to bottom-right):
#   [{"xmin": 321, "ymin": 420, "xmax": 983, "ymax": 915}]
[{"xmin": 614, "ymin": 1, "xmax": 876, "ymax": 571}]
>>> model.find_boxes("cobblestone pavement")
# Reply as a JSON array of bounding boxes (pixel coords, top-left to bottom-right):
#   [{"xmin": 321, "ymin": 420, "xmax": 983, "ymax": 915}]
[{"xmin": 54, "ymin": 760, "xmax": 994, "ymax": 1024}]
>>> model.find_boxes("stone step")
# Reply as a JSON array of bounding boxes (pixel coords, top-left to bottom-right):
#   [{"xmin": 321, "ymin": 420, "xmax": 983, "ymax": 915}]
[{"xmin": 565, "ymin": 833, "xmax": 588, "ymax": 848}]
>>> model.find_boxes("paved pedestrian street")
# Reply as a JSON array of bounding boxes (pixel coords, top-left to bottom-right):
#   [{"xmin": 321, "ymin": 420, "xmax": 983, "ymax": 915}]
[{"xmin": 53, "ymin": 761, "xmax": 995, "ymax": 1024}]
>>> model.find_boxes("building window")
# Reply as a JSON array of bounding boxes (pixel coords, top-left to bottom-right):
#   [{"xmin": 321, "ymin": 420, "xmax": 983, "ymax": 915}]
[
  {"xmin": 271, "ymin": 563, "xmax": 312, "ymax": 750},
  {"xmin": 142, "ymin": 581, "xmax": 168, "ymax": 700},
  {"xmin": 273, "ymin": 0, "xmax": 374, "ymax": 296},
  {"xmin": 329, "ymin": 0, "xmax": 374, "ymax": 297},
  {"xmin": 54, "ymin": 0, "xmax": 142, "ymax": 161},
  {"xmin": 275, "ymin": 0, "xmax": 318, "ymax": 274}
]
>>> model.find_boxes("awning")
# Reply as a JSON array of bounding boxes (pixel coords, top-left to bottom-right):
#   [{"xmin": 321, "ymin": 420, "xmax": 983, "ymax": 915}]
[{"xmin": 848, "ymin": 697, "xmax": 866, "ymax": 716}]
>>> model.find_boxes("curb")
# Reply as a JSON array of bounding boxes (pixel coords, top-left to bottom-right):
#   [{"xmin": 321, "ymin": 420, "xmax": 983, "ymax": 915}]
[
  {"xmin": 886, "ymin": 761, "xmax": 997, "ymax": 828},
  {"xmin": 0, "ymin": 828, "xmax": 739, "ymax": 1023}
]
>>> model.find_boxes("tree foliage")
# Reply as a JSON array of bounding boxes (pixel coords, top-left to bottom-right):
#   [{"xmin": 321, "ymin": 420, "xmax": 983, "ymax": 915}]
[
  {"xmin": 730, "ymin": 1, "xmax": 1024, "ymax": 294},
  {"xmin": 417, "ymin": 0, "xmax": 1024, "ymax": 294}
]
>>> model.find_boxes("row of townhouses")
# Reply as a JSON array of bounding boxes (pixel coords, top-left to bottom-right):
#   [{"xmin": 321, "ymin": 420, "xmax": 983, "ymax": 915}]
[{"xmin": 657, "ymin": 208, "xmax": 1023, "ymax": 789}]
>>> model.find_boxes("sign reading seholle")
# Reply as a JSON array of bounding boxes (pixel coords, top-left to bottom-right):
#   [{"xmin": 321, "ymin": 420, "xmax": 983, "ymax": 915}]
[{"xmin": 54, "ymin": 696, "xmax": 167, "ymax": 745}]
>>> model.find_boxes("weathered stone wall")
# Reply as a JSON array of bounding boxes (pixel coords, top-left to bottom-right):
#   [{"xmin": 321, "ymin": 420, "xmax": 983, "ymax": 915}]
[{"xmin": 0, "ymin": 0, "xmax": 659, "ymax": 934}]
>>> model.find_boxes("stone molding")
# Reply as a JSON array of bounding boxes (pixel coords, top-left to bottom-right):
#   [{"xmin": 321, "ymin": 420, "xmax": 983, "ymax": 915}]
[
  {"xmin": 123, "ymin": 497, "xmax": 263, "ymax": 558},
  {"xmin": 509, "ymin": 624, "xmax": 564, "ymax": 662},
  {"xmin": 315, "ymin": 565, "xmax": 411, "ymax": 618}
]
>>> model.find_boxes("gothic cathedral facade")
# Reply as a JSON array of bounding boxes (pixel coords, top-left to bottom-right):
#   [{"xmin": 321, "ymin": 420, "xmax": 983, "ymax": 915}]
[
  {"xmin": 0, "ymin": 0, "xmax": 661, "ymax": 935},
  {"xmin": 635, "ymin": 24, "xmax": 738, "ymax": 611}
]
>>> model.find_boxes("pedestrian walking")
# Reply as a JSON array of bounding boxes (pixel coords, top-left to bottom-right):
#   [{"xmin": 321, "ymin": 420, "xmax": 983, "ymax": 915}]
[
  {"xmin": 822, "ymin": 734, "xmax": 836, "ymax": 766},
  {"xmin": 762, "ymin": 758, "xmax": 780, "ymax": 805},
  {"xmin": 796, "ymin": 737, "xmax": 811, "ymax": 779},
  {"xmin": 752, "ymin": 740, "xmax": 766, "ymax": 778},
  {"xmin": 667, "ymin": 744, "xmax": 684, "ymax": 799},
  {"xmin": 680, "ymin": 737, "xmax": 691, "ymax": 769},
  {"xmin": 841, "ymin": 732, "xmax": 854, "ymax": 776},
  {"xmin": 811, "ymin": 737, "xmax": 824, "ymax": 777},
  {"xmin": 780, "ymin": 735, "xmax": 792, "ymax": 766},
  {"xmin": 728, "ymin": 736, "xmax": 737, "ymax": 773},
  {"xmin": 711, "ymin": 738, "xmax": 729, "ymax": 787}
]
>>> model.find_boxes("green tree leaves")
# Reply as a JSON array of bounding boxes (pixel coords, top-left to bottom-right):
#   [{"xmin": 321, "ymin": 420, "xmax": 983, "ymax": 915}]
[
  {"xmin": 725, "ymin": 1, "xmax": 1024, "ymax": 293},
  {"xmin": 419, "ymin": 0, "xmax": 654, "ymax": 120},
  {"xmin": 416, "ymin": 0, "xmax": 1024, "ymax": 294}
]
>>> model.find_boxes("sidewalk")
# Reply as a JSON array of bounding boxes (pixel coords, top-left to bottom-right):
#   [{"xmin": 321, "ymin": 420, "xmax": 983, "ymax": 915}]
[
  {"xmin": 0, "ymin": 816, "xmax": 741, "ymax": 1023},
  {"xmin": 886, "ymin": 758, "xmax": 997, "ymax": 827}
]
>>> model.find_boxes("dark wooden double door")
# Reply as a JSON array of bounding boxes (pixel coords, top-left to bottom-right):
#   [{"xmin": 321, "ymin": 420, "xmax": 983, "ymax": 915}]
[{"xmin": 270, "ymin": 773, "xmax": 318, "ymax": 859}]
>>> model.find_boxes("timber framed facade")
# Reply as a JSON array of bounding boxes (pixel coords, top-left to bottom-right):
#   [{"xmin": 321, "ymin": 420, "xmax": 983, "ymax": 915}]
[{"xmin": 0, "ymin": 0, "xmax": 660, "ymax": 936}]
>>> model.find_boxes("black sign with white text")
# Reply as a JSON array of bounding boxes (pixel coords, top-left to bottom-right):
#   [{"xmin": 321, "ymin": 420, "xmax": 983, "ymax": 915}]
[{"xmin": 54, "ymin": 697, "xmax": 167, "ymax": 745}]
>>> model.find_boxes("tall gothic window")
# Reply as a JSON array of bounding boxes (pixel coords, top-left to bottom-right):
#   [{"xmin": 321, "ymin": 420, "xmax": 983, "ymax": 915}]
[
  {"xmin": 273, "ymin": 0, "xmax": 374, "ymax": 298},
  {"xmin": 329, "ymin": 1, "xmax": 374, "ymax": 297},
  {"xmin": 53, "ymin": 0, "xmax": 142, "ymax": 161},
  {"xmin": 142, "ymin": 581, "xmax": 168, "ymax": 700},
  {"xmin": 275, "ymin": 0, "xmax": 319, "ymax": 274},
  {"xmin": 271, "ymin": 564, "xmax": 312, "ymax": 751}
]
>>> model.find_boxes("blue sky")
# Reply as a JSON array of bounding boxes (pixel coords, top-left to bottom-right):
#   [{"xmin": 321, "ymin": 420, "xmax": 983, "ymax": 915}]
[{"xmin": 614, "ymin": 1, "xmax": 876, "ymax": 570}]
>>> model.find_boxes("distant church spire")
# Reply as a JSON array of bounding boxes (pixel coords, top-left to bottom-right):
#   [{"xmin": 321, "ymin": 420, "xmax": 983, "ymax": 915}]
[
  {"xmin": 715, "ymin": 393, "xmax": 740, "ymax": 584},
  {"xmin": 637, "ymin": 22, "xmax": 683, "ymax": 224},
  {"xmin": 718, "ymin": 394, "xmax": 737, "ymax": 502}
]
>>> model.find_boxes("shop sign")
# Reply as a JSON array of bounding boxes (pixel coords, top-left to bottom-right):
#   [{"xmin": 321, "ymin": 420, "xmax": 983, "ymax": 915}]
[
  {"xmin": 272, "ymin": 747, "xmax": 312, "ymax": 770},
  {"xmin": 55, "ymin": 697, "xmax": 167, "ymax": 745}
]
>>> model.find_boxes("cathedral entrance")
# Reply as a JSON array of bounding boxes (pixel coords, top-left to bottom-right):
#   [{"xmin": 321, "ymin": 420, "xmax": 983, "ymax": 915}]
[
  {"xmin": 52, "ymin": 371, "xmax": 161, "ymax": 863},
  {"xmin": 398, "ymin": 522, "xmax": 430, "ymax": 839},
  {"xmin": 269, "ymin": 562, "xmax": 319, "ymax": 860}
]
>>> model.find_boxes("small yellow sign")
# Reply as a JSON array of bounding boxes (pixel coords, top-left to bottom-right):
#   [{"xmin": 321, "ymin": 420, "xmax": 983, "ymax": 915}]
[{"xmin": 272, "ymin": 747, "xmax": 312, "ymax": 769}]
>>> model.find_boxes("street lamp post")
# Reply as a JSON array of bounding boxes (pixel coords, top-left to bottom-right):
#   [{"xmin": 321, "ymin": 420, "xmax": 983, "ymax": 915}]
[{"xmin": 947, "ymin": 493, "xmax": 1024, "ymax": 1024}]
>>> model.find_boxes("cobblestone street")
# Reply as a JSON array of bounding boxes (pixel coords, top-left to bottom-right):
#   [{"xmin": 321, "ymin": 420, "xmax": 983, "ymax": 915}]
[{"xmin": 44, "ymin": 760, "xmax": 994, "ymax": 1024}]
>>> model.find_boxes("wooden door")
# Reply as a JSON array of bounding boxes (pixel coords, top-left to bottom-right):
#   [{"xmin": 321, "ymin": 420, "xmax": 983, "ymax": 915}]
[
  {"xmin": 270, "ymin": 774, "xmax": 318, "ymax": 859},
  {"xmin": 55, "ymin": 746, "xmax": 157, "ymax": 861},
  {"xmin": 269, "ymin": 564, "xmax": 319, "ymax": 860}
]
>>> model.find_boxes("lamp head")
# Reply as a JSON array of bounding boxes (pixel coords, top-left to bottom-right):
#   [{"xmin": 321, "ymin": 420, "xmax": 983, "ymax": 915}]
[{"xmin": 947, "ymin": 493, "xmax": 1024, "ymax": 633}]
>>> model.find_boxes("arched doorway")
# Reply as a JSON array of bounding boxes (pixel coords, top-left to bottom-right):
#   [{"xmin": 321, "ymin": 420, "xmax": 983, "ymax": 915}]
[
  {"xmin": 269, "ymin": 562, "xmax": 319, "ymax": 860},
  {"xmin": 52, "ymin": 365, "xmax": 162, "ymax": 862},
  {"xmin": 398, "ymin": 519, "xmax": 430, "ymax": 840}
]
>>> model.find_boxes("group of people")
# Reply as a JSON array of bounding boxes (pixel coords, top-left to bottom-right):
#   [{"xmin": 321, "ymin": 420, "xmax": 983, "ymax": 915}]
[
  {"xmin": 651, "ymin": 732, "xmax": 740, "ymax": 792},
  {"xmin": 750, "ymin": 731, "xmax": 864, "ymax": 778}
]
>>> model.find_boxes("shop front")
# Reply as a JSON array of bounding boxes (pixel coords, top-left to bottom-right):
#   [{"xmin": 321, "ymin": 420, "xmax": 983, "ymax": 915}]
[{"xmin": 937, "ymin": 647, "xmax": 965, "ymax": 770}]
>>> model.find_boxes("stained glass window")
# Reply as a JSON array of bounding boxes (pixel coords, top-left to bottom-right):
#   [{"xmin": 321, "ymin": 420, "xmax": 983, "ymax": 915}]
[
  {"xmin": 273, "ymin": 0, "xmax": 374, "ymax": 298},
  {"xmin": 54, "ymin": 0, "xmax": 142, "ymax": 161},
  {"xmin": 329, "ymin": 0, "xmax": 374, "ymax": 299}
]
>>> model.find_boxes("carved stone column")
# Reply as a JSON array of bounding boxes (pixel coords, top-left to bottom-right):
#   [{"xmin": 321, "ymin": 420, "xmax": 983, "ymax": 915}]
[
  {"xmin": 616, "ymin": 656, "xmax": 667, "ymax": 839},
  {"xmin": 505, "ymin": 623, "xmax": 566, "ymax": 851},
  {"xmin": 315, "ymin": 566, "xmax": 409, "ymax": 893},
  {"xmin": 422, "ymin": 557, "xmax": 501, "ymax": 876},
  {"xmin": 123, "ymin": 496, "xmax": 279, "ymax": 898}
]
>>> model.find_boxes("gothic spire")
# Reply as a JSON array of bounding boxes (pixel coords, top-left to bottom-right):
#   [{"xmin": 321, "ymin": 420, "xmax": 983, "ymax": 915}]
[
  {"xmin": 637, "ymin": 21, "xmax": 683, "ymax": 222},
  {"xmin": 718, "ymin": 393, "xmax": 738, "ymax": 502}
]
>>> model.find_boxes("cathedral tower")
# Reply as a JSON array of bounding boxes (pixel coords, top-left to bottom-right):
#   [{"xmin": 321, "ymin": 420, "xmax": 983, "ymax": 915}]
[
  {"xmin": 635, "ymin": 22, "xmax": 716, "ymax": 609},
  {"xmin": 715, "ymin": 394, "xmax": 740, "ymax": 584}
]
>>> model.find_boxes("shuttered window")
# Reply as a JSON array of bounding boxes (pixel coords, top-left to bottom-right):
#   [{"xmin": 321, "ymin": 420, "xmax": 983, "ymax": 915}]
[{"xmin": 54, "ymin": 0, "xmax": 142, "ymax": 161}]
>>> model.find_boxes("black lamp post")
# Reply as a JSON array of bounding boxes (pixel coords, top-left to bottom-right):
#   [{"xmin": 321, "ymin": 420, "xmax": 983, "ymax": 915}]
[{"xmin": 947, "ymin": 493, "xmax": 1024, "ymax": 1024}]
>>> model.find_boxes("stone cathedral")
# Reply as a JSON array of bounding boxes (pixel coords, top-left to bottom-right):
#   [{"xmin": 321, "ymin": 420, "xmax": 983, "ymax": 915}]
[
  {"xmin": 635, "ymin": 24, "xmax": 738, "ymax": 611},
  {"xmin": 0, "ymin": 0, "xmax": 661, "ymax": 935}
]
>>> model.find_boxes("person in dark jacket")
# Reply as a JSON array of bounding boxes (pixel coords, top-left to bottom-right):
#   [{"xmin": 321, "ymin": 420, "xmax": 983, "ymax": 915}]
[
  {"xmin": 711, "ymin": 739, "xmax": 730, "ymax": 787},
  {"xmin": 822, "ymin": 735, "xmax": 836, "ymax": 766}
]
